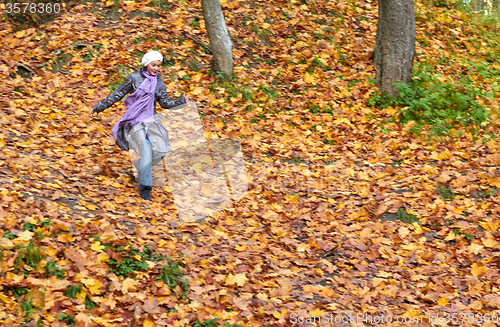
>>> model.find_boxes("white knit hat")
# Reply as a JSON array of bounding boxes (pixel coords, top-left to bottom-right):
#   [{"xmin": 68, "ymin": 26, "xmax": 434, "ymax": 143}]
[{"xmin": 141, "ymin": 50, "xmax": 163, "ymax": 67}]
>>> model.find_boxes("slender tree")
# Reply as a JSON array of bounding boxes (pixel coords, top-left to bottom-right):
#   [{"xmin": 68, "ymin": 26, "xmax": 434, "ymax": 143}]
[
  {"xmin": 373, "ymin": 0, "xmax": 416, "ymax": 96},
  {"xmin": 201, "ymin": 0, "xmax": 233, "ymax": 76}
]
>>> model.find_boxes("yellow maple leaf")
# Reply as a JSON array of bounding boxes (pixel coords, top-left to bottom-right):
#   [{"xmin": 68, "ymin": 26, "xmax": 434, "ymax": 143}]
[
  {"xmin": 143, "ymin": 321, "xmax": 155, "ymax": 327},
  {"xmin": 83, "ymin": 201, "xmax": 97, "ymax": 211},
  {"xmin": 233, "ymin": 273, "xmax": 248, "ymax": 286},
  {"xmin": 215, "ymin": 119, "xmax": 224, "ymax": 129},
  {"xmin": 101, "ymin": 201, "xmax": 116, "ymax": 210},
  {"xmin": 224, "ymin": 273, "xmax": 235, "ymax": 286},
  {"xmin": 304, "ymin": 72, "xmax": 316, "ymax": 83},
  {"xmin": 17, "ymin": 230, "xmax": 34, "ymax": 241},
  {"xmin": 480, "ymin": 219, "xmax": 500, "ymax": 232},
  {"xmin": 385, "ymin": 106, "xmax": 398, "ymax": 115},
  {"xmin": 273, "ymin": 309, "xmax": 287, "ymax": 319},
  {"xmin": 401, "ymin": 243, "xmax": 419, "ymax": 250},
  {"xmin": 482, "ymin": 202, "xmax": 491, "ymax": 210},
  {"xmin": 0, "ymin": 293, "xmax": 11, "ymax": 304},
  {"xmin": 192, "ymin": 87, "xmax": 204, "ymax": 95},
  {"xmin": 378, "ymin": 271, "xmax": 392, "ymax": 278},
  {"xmin": 437, "ymin": 297, "xmax": 448, "ymax": 306},
  {"xmin": 225, "ymin": 273, "xmax": 248, "ymax": 287},
  {"xmin": 489, "ymin": 177, "xmax": 500, "ymax": 188},
  {"xmin": 97, "ymin": 253, "xmax": 109, "ymax": 263},
  {"xmin": 412, "ymin": 222, "xmax": 428, "ymax": 234},
  {"xmin": 46, "ymin": 182, "xmax": 60, "ymax": 189},
  {"xmin": 235, "ymin": 244, "xmax": 247, "ymax": 252},
  {"xmin": 309, "ymin": 308, "xmax": 324, "ymax": 316},
  {"xmin": 458, "ymin": 152, "xmax": 470, "ymax": 159},
  {"xmin": 192, "ymin": 73, "xmax": 203, "ymax": 82},
  {"xmin": 439, "ymin": 151, "xmax": 452, "ymax": 160},
  {"xmin": 15, "ymin": 30, "xmax": 26, "ymax": 38},
  {"xmin": 75, "ymin": 290, "xmax": 87, "ymax": 300},
  {"xmin": 91, "ymin": 241, "xmax": 105, "ymax": 253},
  {"xmin": 88, "ymin": 280, "xmax": 104, "ymax": 295}
]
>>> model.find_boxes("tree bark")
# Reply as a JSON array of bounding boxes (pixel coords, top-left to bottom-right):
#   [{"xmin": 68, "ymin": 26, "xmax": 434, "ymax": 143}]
[
  {"xmin": 373, "ymin": 0, "xmax": 416, "ymax": 96},
  {"xmin": 201, "ymin": 0, "xmax": 233, "ymax": 76}
]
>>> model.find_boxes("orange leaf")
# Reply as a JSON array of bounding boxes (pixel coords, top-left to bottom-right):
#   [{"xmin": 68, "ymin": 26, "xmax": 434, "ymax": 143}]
[
  {"xmin": 114, "ymin": 195, "xmax": 126, "ymax": 204},
  {"xmin": 483, "ymin": 238, "xmax": 498, "ymax": 248},
  {"xmin": 57, "ymin": 234, "xmax": 75, "ymax": 243},
  {"xmin": 471, "ymin": 262, "xmax": 487, "ymax": 277}
]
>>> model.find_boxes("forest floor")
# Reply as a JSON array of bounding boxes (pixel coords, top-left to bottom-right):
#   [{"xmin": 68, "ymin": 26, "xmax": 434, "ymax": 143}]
[{"xmin": 2, "ymin": 0, "xmax": 500, "ymax": 326}]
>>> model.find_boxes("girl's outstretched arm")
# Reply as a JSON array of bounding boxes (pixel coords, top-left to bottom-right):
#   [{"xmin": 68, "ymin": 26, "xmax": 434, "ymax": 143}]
[
  {"xmin": 157, "ymin": 79, "xmax": 187, "ymax": 109},
  {"xmin": 90, "ymin": 74, "xmax": 133, "ymax": 114}
]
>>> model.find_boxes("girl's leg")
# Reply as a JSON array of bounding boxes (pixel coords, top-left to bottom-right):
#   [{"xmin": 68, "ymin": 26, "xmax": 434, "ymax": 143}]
[
  {"xmin": 138, "ymin": 138, "xmax": 153, "ymax": 200},
  {"xmin": 138, "ymin": 139, "xmax": 153, "ymax": 187}
]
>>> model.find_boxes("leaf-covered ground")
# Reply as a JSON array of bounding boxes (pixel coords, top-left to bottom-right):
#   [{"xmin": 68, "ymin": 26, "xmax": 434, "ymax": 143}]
[{"xmin": 2, "ymin": 0, "xmax": 500, "ymax": 326}]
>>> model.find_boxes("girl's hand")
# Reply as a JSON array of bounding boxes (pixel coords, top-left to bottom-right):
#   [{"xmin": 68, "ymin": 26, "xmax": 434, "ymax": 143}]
[
  {"xmin": 90, "ymin": 103, "xmax": 103, "ymax": 115},
  {"xmin": 184, "ymin": 94, "xmax": 190, "ymax": 103}
]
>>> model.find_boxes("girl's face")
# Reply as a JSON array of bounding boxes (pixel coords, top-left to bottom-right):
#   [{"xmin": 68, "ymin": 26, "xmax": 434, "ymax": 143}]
[{"xmin": 146, "ymin": 60, "xmax": 161, "ymax": 76}]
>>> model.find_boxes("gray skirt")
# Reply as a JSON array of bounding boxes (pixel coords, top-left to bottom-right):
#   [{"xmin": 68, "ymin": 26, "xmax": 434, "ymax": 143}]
[{"xmin": 115, "ymin": 115, "xmax": 171, "ymax": 156}]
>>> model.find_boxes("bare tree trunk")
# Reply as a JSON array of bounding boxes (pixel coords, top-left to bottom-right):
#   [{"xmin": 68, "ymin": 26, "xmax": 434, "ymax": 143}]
[
  {"xmin": 201, "ymin": 0, "xmax": 233, "ymax": 76},
  {"xmin": 373, "ymin": 0, "xmax": 416, "ymax": 96}
]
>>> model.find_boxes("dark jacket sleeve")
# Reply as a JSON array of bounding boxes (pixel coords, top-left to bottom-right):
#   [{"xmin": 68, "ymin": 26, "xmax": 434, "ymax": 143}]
[
  {"xmin": 157, "ymin": 79, "xmax": 186, "ymax": 109},
  {"xmin": 94, "ymin": 74, "xmax": 134, "ymax": 112}
]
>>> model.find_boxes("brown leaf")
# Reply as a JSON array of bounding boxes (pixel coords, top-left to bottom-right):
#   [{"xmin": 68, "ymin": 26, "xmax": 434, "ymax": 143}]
[
  {"xmin": 65, "ymin": 249, "xmax": 87, "ymax": 271},
  {"xmin": 122, "ymin": 278, "xmax": 138, "ymax": 294},
  {"xmin": 100, "ymin": 231, "xmax": 119, "ymax": 244},
  {"xmin": 75, "ymin": 313, "xmax": 92, "ymax": 327},
  {"xmin": 142, "ymin": 299, "xmax": 161, "ymax": 314}
]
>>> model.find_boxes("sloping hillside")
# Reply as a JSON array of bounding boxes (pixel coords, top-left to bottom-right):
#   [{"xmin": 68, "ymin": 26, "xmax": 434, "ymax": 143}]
[{"xmin": 1, "ymin": 0, "xmax": 500, "ymax": 326}]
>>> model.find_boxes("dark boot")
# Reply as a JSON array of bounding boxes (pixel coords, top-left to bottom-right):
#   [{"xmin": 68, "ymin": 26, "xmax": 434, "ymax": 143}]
[{"xmin": 140, "ymin": 185, "xmax": 152, "ymax": 200}]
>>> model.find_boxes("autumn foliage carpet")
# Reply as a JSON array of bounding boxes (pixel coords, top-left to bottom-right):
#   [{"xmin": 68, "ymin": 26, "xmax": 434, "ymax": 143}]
[{"xmin": 2, "ymin": 0, "xmax": 500, "ymax": 326}]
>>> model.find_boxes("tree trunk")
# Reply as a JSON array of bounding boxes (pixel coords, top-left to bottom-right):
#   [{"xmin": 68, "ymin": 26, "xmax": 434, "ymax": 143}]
[
  {"xmin": 373, "ymin": 0, "xmax": 416, "ymax": 96},
  {"xmin": 201, "ymin": 0, "xmax": 233, "ymax": 76}
]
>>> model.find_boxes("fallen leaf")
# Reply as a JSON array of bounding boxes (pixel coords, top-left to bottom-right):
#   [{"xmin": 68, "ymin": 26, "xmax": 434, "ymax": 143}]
[{"xmin": 122, "ymin": 278, "xmax": 138, "ymax": 294}]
